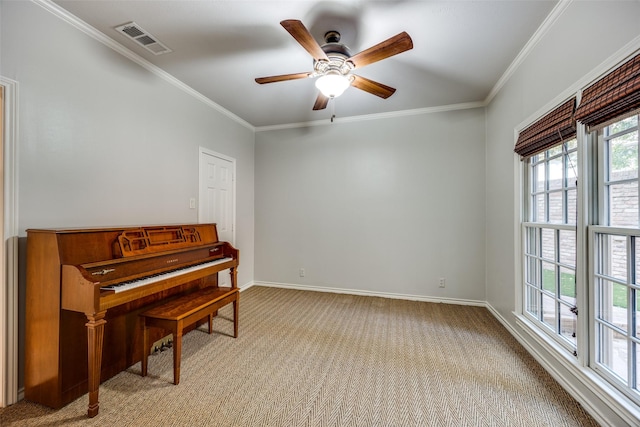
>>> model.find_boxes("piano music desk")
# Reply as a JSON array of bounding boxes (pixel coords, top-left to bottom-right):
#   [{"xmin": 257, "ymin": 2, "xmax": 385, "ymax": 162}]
[{"xmin": 140, "ymin": 286, "xmax": 239, "ymax": 385}]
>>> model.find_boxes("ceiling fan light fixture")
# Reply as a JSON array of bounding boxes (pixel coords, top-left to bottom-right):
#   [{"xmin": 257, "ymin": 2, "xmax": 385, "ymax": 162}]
[
  {"xmin": 315, "ymin": 72, "xmax": 351, "ymax": 98},
  {"xmin": 255, "ymin": 20, "xmax": 413, "ymax": 110}
]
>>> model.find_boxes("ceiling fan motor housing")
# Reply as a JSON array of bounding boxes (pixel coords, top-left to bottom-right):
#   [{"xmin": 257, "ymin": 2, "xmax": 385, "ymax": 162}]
[{"xmin": 314, "ymin": 30, "xmax": 353, "ymax": 77}]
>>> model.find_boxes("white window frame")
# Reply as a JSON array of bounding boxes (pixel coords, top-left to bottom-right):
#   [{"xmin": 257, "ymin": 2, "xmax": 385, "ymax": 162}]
[
  {"xmin": 589, "ymin": 114, "xmax": 640, "ymax": 404},
  {"xmin": 513, "ymin": 76, "xmax": 640, "ymax": 423},
  {"xmin": 521, "ymin": 140, "xmax": 579, "ymax": 356},
  {"xmin": 515, "ymin": 121, "xmax": 640, "ymax": 426}
]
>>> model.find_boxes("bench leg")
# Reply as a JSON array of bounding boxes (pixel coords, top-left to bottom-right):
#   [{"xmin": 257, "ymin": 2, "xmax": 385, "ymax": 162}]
[
  {"xmin": 173, "ymin": 328, "xmax": 182, "ymax": 385},
  {"xmin": 208, "ymin": 312, "xmax": 213, "ymax": 334},
  {"xmin": 233, "ymin": 294, "xmax": 239, "ymax": 338},
  {"xmin": 141, "ymin": 319, "xmax": 148, "ymax": 377}
]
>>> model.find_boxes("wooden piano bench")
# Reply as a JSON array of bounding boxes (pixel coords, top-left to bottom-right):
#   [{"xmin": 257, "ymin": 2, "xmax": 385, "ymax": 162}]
[{"xmin": 140, "ymin": 286, "xmax": 239, "ymax": 385}]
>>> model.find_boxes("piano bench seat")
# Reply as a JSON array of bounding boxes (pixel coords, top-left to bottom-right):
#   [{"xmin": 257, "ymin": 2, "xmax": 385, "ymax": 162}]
[{"xmin": 140, "ymin": 286, "xmax": 239, "ymax": 385}]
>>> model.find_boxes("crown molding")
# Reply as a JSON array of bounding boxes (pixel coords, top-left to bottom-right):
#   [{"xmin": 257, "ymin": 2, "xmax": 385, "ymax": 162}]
[
  {"xmin": 484, "ymin": 0, "xmax": 573, "ymax": 106},
  {"xmin": 32, "ymin": 0, "xmax": 255, "ymax": 132},
  {"xmin": 255, "ymin": 101, "xmax": 485, "ymax": 132},
  {"xmin": 31, "ymin": 0, "xmax": 586, "ymax": 134},
  {"xmin": 30, "ymin": 0, "xmax": 486, "ymax": 133}
]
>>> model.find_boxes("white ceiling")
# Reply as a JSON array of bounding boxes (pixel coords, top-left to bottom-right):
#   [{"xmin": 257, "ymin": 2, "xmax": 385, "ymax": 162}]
[{"xmin": 52, "ymin": 0, "xmax": 558, "ymax": 128}]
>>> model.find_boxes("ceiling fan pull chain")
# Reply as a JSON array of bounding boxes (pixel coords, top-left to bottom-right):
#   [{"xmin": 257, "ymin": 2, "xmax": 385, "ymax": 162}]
[{"xmin": 330, "ymin": 98, "xmax": 336, "ymax": 123}]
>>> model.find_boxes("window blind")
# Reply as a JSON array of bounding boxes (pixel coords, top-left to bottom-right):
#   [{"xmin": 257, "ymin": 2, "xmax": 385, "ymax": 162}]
[
  {"xmin": 575, "ymin": 53, "xmax": 640, "ymax": 130},
  {"xmin": 514, "ymin": 97, "xmax": 576, "ymax": 159}
]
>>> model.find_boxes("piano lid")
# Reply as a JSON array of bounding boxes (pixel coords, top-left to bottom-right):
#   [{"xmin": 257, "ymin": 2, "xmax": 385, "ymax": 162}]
[{"xmin": 26, "ymin": 223, "xmax": 221, "ymax": 265}]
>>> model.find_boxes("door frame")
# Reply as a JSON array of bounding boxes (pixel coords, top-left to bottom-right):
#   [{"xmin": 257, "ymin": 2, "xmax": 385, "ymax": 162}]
[
  {"xmin": 198, "ymin": 147, "xmax": 236, "ymax": 245},
  {"xmin": 0, "ymin": 77, "xmax": 19, "ymax": 407}
]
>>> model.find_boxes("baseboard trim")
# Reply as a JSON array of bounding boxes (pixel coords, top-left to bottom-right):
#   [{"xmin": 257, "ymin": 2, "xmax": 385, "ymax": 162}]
[
  {"xmin": 251, "ymin": 281, "xmax": 486, "ymax": 307},
  {"xmin": 239, "ymin": 281, "xmax": 256, "ymax": 292},
  {"xmin": 485, "ymin": 303, "xmax": 640, "ymax": 427}
]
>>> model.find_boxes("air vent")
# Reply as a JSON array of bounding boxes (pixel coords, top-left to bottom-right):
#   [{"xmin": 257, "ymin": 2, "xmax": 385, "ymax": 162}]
[{"xmin": 114, "ymin": 22, "xmax": 172, "ymax": 56}]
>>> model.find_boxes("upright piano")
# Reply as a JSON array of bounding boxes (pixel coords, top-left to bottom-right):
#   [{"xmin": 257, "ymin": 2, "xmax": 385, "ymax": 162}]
[{"xmin": 25, "ymin": 224, "xmax": 239, "ymax": 417}]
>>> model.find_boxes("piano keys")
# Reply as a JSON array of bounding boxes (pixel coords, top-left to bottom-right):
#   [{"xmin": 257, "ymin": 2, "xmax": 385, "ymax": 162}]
[
  {"xmin": 100, "ymin": 256, "xmax": 234, "ymax": 293},
  {"xmin": 24, "ymin": 224, "xmax": 239, "ymax": 418}
]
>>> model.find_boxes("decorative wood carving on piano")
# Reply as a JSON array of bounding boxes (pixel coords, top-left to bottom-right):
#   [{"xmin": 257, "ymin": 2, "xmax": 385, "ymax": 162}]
[
  {"xmin": 115, "ymin": 225, "xmax": 204, "ymax": 257},
  {"xmin": 24, "ymin": 224, "xmax": 239, "ymax": 418}
]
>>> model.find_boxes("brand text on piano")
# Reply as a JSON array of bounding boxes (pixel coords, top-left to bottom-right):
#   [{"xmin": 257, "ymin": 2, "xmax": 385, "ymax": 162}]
[{"xmin": 92, "ymin": 269, "xmax": 115, "ymax": 276}]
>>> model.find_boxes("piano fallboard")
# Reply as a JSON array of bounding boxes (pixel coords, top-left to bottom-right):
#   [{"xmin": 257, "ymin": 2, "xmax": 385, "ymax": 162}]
[{"xmin": 82, "ymin": 242, "xmax": 230, "ymax": 286}]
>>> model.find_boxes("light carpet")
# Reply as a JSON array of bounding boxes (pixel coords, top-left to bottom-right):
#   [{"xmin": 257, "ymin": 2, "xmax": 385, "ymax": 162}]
[{"xmin": 0, "ymin": 286, "xmax": 599, "ymax": 426}]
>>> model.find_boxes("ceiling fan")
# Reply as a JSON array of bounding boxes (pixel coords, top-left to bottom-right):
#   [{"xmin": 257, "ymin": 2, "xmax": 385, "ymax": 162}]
[{"xmin": 255, "ymin": 20, "xmax": 413, "ymax": 111}]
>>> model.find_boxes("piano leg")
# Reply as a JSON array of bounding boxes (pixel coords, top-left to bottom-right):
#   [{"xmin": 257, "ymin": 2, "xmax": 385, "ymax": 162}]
[
  {"xmin": 85, "ymin": 311, "xmax": 107, "ymax": 418},
  {"xmin": 230, "ymin": 266, "xmax": 238, "ymax": 289}
]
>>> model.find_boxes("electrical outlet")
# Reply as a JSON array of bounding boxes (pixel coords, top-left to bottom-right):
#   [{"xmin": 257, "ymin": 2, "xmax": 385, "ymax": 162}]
[
  {"xmin": 299, "ymin": 268, "xmax": 305, "ymax": 277},
  {"xmin": 439, "ymin": 277, "xmax": 446, "ymax": 288}
]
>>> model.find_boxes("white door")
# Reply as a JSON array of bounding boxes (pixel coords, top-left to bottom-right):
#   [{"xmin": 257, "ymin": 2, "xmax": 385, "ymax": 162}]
[{"xmin": 199, "ymin": 148, "xmax": 235, "ymax": 288}]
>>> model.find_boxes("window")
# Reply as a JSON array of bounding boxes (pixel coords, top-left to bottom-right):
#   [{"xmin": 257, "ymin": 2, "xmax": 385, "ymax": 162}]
[
  {"xmin": 523, "ymin": 140, "xmax": 578, "ymax": 354},
  {"xmin": 602, "ymin": 116, "xmax": 639, "ymax": 227},
  {"xmin": 517, "ymin": 53, "xmax": 640, "ymax": 413},
  {"xmin": 591, "ymin": 114, "xmax": 640, "ymax": 401}
]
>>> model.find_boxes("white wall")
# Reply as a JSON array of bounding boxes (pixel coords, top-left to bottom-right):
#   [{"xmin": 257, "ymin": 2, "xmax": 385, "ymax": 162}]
[
  {"xmin": 255, "ymin": 109, "xmax": 486, "ymax": 301},
  {"xmin": 1, "ymin": 0, "xmax": 255, "ymax": 390},
  {"xmin": 485, "ymin": 1, "xmax": 640, "ymax": 425}
]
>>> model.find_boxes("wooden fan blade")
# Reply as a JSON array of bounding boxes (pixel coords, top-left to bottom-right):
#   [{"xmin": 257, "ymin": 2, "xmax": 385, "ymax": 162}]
[
  {"xmin": 255, "ymin": 72, "xmax": 312, "ymax": 84},
  {"xmin": 281, "ymin": 20, "xmax": 329, "ymax": 62},
  {"xmin": 313, "ymin": 93, "xmax": 329, "ymax": 110},
  {"xmin": 351, "ymin": 75, "xmax": 396, "ymax": 99},
  {"xmin": 348, "ymin": 32, "xmax": 413, "ymax": 69}
]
